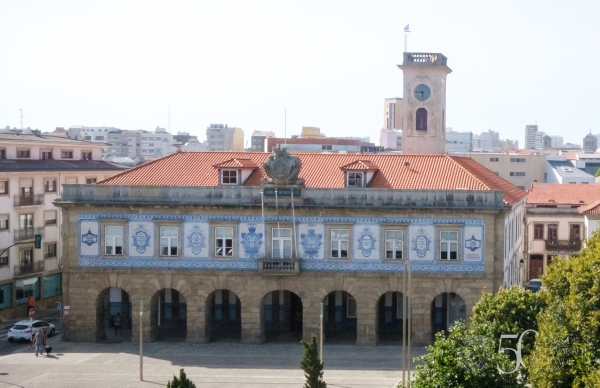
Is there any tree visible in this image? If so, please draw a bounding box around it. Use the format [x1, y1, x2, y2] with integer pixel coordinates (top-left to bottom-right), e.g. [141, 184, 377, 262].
[166, 368, 196, 388]
[529, 230, 600, 388]
[300, 334, 327, 388]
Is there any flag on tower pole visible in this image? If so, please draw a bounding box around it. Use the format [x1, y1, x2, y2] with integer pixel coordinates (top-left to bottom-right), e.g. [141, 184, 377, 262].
[404, 24, 410, 32]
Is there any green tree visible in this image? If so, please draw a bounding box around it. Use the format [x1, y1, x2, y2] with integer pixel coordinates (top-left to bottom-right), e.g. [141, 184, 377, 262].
[529, 230, 600, 388]
[166, 368, 197, 388]
[300, 334, 327, 388]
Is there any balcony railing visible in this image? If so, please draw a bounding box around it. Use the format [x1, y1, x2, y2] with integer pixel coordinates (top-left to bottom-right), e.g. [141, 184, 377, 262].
[14, 194, 44, 207]
[13, 227, 44, 242]
[14, 261, 45, 277]
[545, 239, 581, 253]
[258, 258, 300, 275]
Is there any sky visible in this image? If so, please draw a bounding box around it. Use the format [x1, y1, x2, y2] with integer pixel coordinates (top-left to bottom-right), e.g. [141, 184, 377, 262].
[1, 0, 600, 146]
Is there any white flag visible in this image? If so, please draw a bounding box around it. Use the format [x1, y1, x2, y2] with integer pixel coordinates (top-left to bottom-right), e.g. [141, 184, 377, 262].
[404, 24, 410, 32]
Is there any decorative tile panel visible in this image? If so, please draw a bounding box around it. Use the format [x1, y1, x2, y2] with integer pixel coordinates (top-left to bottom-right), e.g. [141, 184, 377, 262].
[353, 224, 380, 260]
[298, 222, 325, 260]
[464, 226, 484, 261]
[238, 222, 265, 260]
[408, 225, 435, 261]
[80, 221, 99, 257]
[183, 222, 209, 258]
[129, 221, 154, 258]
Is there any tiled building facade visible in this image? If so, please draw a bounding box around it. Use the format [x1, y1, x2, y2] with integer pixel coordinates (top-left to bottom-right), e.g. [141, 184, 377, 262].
[56, 151, 526, 345]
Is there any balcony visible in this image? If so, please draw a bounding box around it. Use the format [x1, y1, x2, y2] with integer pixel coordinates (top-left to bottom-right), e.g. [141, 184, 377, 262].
[13, 227, 44, 242]
[545, 239, 581, 254]
[14, 194, 44, 207]
[14, 261, 45, 277]
[258, 258, 300, 275]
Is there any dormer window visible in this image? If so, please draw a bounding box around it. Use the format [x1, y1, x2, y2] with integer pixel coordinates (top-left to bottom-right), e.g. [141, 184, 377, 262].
[221, 170, 238, 185]
[347, 172, 364, 187]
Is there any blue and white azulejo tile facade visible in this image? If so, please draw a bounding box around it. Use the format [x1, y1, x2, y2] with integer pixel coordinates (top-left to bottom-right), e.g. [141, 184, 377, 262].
[77, 213, 485, 273]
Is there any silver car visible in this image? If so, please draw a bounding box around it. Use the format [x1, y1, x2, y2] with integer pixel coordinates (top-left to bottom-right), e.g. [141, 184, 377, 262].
[7, 319, 56, 342]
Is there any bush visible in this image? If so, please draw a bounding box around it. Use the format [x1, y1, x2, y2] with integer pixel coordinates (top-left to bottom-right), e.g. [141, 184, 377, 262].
[300, 334, 326, 388]
[166, 368, 196, 388]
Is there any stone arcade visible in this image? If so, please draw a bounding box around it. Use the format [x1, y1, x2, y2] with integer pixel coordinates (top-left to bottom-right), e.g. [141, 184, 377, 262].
[55, 149, 526, 345]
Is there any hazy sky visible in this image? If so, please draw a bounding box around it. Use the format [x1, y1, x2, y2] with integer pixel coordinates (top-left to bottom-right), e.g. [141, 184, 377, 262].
[2, 1, 599, 146]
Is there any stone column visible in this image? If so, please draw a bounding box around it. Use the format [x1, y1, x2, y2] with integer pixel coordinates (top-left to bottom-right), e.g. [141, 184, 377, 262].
[302, 294, 321, 342]
[186, 296, 205, 343]
[241, 301, 263, 344]
[131, 296, 152, 343]
[411, 300, 432, 346]
[356, 297, 377, 346]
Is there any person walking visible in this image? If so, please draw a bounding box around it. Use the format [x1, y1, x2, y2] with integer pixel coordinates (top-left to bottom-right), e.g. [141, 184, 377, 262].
[113, 313, 122, 336]
[31, 329, 46, 357]
[27, 296, 34, 317]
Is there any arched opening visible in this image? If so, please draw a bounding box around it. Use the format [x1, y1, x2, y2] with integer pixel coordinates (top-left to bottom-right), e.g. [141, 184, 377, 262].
[151, 288, 187, 341]
[377, 291, 405, 344]
[323, 291, 357, 343]
[206, 289, 241, 342]
[262, 290, 303, 342]
[95, 287, 131, 342]
[416, 108, 427, 131]
[431, 292, 466, 339]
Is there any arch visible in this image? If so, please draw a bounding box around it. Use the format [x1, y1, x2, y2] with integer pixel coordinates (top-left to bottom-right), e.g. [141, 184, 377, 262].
[261, 290, 303, 342]
[416, 108, 427, 131]
[323, 290, 357, 343]
[377, 291, 405, 344]
[95, 287, 132, 342]
[205, 289, 242, 342]
[150, 288, 187, 341]
[431, 292, 466, 339]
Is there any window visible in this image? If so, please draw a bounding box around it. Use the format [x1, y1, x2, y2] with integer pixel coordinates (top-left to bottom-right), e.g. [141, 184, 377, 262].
[347, 172, 364, 187]
[61, 150, 73, 158]
[322, 145, 333, 151]
[160, 226, 179, 256]
[16, 277, 39, 305]
[43, 273, 62, 298]
[44, 211, 57, 226]
[0, 253, 7, 266]
[416, 108, 427, 131]
[0, 149, 5, 159]
[82, 151, 92, 160]
[570, 224, 581, 240]
[509, 172, 526, 176]
[105, 225, 124, 255]
[385, 230, 403, 259]
[510, 158, 526, 162]
[19, 247, 33, 265]
[44, 243, 57, 259]
[490, 157, 499, 162]
[272, 228, 292, 259]
[19, 213, 33, 230]
[547, 224, 558, 240]
[331, 229, 348, 258]
[215, 227, 233, 257]
[0, 180, 7, 195]
[16, 149, 30, 158]
[440, 231, 458, 260]
[41, 151, 52, 160]
[86, 178, 97, 184]
[94, 136, 104, 140]
[533, 224, 544, 240]
[221, 170, 238, 185]
[44, 178, 57, 192]
[0, 214, 8, 230]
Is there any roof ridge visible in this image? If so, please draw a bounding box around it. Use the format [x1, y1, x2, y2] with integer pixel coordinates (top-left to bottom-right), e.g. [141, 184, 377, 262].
[97, 152, 182, 184]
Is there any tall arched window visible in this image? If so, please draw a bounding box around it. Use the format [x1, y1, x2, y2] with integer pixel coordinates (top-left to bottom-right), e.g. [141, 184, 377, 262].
[416, 108, 427, 131]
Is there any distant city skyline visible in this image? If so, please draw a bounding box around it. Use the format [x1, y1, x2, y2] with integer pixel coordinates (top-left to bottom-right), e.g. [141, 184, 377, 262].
[2, 0, 599, 146]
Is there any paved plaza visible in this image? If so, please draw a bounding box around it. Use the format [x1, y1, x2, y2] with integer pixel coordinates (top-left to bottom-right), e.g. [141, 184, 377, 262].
[0, 335, 424, 388]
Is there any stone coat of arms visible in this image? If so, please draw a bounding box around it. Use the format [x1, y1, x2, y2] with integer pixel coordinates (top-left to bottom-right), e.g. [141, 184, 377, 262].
[262, 146, 305, 186]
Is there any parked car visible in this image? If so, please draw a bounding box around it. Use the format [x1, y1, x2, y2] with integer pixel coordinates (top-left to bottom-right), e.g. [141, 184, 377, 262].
[7, 320, 56, 342]
[526, 279, 542, 293]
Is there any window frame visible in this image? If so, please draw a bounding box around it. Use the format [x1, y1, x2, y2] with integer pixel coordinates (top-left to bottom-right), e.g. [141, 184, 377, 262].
[0, 214, 8, 231]
[346, 171, 364, 188]
[221, 169, 239, 185]
[156, 222, 182, 259]
[437, 227, 462, 262]
[101, 221, 127, 258]
[533, 223, 544, 240]
[86, 177, 97, 184]
[82, 151, 93, 160]
[60, 150, 74, 159]
[328, 225, 351, 260]
[44, 242, 57, 259]
[19, 246, 34, 265]
[16, 149, 30, 158]
[382, 227, 406, 261]
[0, 252, 8, 266]
[0, 180, 8, 195]
[214, 225, 235, 259]
[270, 226, 293, 259]
[44, 178, 57, 193]
[547, 224, 558, 240]
[44, 210, 57, 226]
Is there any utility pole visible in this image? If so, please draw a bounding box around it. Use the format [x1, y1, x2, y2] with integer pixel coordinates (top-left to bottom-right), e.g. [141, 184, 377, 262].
[19, 109, 23, 129]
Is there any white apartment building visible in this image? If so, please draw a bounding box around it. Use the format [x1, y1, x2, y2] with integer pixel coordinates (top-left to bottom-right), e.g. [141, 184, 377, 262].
[0, 131, 126, 320]
[206, 124, 244, 151]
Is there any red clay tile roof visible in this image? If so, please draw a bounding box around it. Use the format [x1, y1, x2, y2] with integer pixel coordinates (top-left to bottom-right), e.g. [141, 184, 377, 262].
[566, 153, 578, 161]
[527, 183, 600, 205]
[213, 158, 259, 168]
[579, 200, 600, 214]
[340, 160, 379, 171]
[99, 151, 527, 206]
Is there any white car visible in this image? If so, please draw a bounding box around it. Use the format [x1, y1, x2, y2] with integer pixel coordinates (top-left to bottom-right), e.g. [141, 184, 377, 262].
[7, 320, 56, 342]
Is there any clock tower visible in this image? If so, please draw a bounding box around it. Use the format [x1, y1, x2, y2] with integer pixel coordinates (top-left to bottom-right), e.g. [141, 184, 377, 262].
[399, 52, 452, 154]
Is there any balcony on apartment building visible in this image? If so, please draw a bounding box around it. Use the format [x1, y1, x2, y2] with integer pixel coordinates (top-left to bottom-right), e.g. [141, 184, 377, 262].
[14, 194, 44, 207]
[14, 261, 45, 277]
[13, 227, 44, 242]
[545, 239, 581, 254]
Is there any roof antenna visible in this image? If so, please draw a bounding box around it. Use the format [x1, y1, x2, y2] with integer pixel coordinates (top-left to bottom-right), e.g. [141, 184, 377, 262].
[284, 107, 287, 146]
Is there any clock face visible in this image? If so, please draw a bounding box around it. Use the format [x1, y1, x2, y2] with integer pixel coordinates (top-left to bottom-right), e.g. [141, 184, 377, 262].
[413, 84, 431, 101]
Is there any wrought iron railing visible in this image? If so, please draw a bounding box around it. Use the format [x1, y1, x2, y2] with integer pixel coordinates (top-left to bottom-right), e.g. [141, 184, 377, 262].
[14, 194, 44, 206]
[13, 227, 44, 242]
[258, 258, 300, 274]
[14, 261, 45, 276]
[545, 239, 581, 252]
